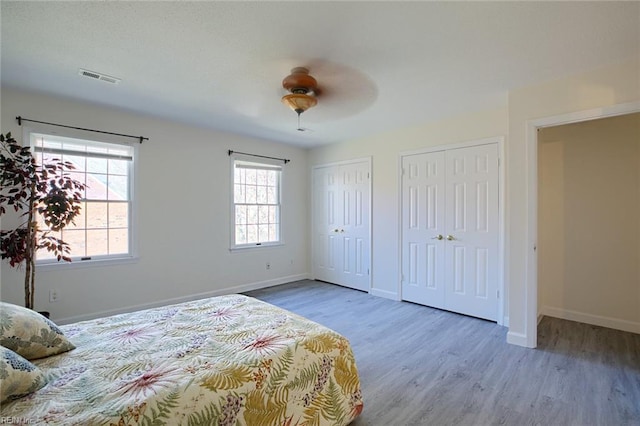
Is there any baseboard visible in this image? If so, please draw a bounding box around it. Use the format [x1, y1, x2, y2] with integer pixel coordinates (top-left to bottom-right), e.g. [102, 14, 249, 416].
[56, 273, 310, 325]
[501, 316, 509, 328]
[369, 287, 400, 301]
[539, 306, 640, 334]
[506, 330, 534, 348]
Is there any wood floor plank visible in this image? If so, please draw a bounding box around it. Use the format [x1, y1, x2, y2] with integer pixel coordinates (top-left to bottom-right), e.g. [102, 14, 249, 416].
[245, 280, 640, 425]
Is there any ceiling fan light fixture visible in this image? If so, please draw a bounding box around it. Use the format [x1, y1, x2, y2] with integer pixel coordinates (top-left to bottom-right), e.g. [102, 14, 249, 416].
[281, 93, 318, 115]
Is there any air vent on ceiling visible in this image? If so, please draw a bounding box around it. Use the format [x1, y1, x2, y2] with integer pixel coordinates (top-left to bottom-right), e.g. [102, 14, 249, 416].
[78, 68, 121, 85]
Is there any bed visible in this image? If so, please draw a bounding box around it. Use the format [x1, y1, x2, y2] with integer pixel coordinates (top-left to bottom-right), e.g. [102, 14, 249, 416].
[0, 294, 363, 425]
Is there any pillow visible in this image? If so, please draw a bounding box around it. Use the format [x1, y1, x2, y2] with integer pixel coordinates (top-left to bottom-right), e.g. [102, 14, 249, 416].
[0, 346, 46, 403]
[0, 302, 75, 360]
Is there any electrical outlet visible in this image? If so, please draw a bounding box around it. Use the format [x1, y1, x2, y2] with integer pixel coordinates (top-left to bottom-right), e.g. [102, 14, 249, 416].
[266, 262, 271, 270]
[49, 289, 60, 303]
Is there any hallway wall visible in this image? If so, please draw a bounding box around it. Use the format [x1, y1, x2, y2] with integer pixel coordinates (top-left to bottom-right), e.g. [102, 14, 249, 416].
[538, 113, 640, 332]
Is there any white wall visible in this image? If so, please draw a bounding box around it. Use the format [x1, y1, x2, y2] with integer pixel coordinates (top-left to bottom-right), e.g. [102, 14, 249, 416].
[538, 113, 640, 332]
[309, 107, 508, 301]
[0, 88, 310, 323]
[507, 57, 640, 346]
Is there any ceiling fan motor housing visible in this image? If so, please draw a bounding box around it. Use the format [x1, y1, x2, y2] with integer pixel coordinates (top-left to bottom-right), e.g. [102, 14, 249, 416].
[282, 67, 317, 95]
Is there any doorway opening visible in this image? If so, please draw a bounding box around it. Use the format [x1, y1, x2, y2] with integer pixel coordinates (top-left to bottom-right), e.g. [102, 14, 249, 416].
[525, 102, 640, 348]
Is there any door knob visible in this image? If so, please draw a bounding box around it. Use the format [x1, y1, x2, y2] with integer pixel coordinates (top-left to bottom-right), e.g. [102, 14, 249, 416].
[446, 235, 455, 241]
[333, 229, 340, 233]
[431, 234, 444, 240]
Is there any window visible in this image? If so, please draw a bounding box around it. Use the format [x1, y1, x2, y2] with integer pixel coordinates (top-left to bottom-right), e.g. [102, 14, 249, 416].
[30, 131, 135, 263]
[231, 155, 282, 248]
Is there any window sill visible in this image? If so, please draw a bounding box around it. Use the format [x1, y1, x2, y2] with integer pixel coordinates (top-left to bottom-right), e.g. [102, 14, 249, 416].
[36, 256, 139, 271]
[229, 242, 284, 252]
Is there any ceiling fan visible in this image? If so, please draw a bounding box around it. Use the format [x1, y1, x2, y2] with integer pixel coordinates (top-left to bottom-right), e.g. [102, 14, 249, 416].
[281, 67, 319, 131]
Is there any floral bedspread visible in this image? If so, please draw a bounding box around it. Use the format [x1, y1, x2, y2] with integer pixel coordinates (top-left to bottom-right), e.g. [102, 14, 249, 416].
[0, 295, 363, 425]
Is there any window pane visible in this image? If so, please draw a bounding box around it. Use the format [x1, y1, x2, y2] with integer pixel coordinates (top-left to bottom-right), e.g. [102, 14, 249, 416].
[86, 145, 108, 155]
[235, 205, 247, 225]
[86, 174, 108, 200]
[42, 153, 58, 166]
[62, 229, 86, 258]
[267, 186, 277, 204]
[268, 224, 278, 241]
[108, 159, 128, 175]
[66, 202, 86, 230]
[234, 184, 245, 203]
[246, 185, 257, 203]
[258, 205, 269, 224]
[37, 230, 60, 260]
[267, 171, 277, 186]
[256, 185, 268, 204]
[258, 225, 269, 242]
[257, 169, 267, 185]
[42, 139, 62, 150]
[65, 154, 86, 172]
[234, 167, 242, 184]
[247, 206, 258, 225]
[235, 225, 247, 245]
[86, 230, 108, 256]
[246, 169, 257, 185]
[246, 224, 258, 243]
[86, 202, 108, 228]
[108, 203, 128, 228]
[269, 206, 278, 224]
[67, 172, 87, 198]
[108, 175, 128, 201]
[109, 229, 128, 254]
[86, 157, 107, 174]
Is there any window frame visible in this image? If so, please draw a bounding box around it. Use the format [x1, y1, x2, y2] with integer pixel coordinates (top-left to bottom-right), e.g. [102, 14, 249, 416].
[24, 126, 139, 268]
[229, 153, 284, 251]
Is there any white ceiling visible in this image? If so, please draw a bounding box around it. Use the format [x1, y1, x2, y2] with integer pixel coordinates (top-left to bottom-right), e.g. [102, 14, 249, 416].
[1, 1, 638, 148]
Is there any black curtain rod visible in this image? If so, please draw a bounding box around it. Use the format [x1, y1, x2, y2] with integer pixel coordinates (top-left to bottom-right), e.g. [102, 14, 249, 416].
[228, 150, 290, 164]
[16, 116, 149, 144]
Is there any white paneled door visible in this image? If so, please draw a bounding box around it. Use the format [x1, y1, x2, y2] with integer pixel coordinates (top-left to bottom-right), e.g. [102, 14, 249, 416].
[314, 161, 370, 292]
[401, 151, 447, 309]
[402, 143, 499, 321]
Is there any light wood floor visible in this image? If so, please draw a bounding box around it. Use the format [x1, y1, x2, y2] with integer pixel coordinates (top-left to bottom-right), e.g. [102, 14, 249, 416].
[245, 280, 640, 426]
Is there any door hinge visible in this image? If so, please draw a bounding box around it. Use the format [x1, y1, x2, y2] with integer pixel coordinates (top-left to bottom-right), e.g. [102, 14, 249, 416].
[497, 290, 500, 299]
[367, 269, 370, 275]
[497, 158, 500, 167]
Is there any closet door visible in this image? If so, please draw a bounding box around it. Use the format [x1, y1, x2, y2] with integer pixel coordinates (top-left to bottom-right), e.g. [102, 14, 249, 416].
[444, 144, 499, 321]
[401, 152, 446, 308]
[401, 143, 499, 321]
[314, 166, 339, 285]
[314, 161, 370, 292]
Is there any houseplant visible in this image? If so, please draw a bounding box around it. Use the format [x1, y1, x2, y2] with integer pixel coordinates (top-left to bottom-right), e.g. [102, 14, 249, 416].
[0, 132, 85, 310]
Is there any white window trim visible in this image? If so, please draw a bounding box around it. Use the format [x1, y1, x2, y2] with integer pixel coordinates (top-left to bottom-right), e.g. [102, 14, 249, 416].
[23, 125, 139, 267]
[229, 152, 284, 251]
